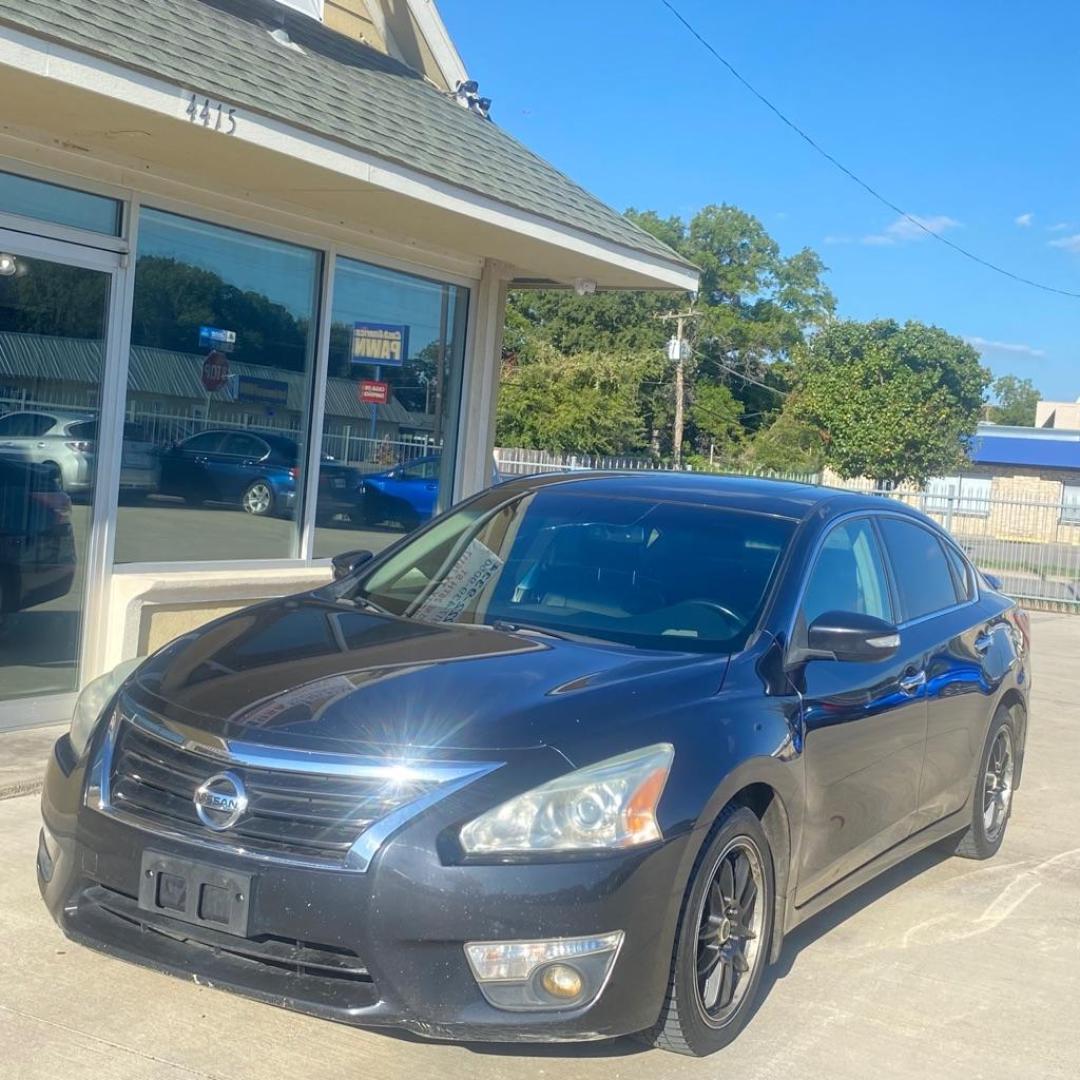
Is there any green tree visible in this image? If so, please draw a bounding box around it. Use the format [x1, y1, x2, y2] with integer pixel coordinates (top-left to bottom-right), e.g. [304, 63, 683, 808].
[745, 409, 825, 475]
[496, 343, 654, 455]
[689, 382, 744, 457]
[506, 204, 836, 457]
[130, 256, 310, 371]
[988, 374, 1039, 426]
[790, 319, 990, 486]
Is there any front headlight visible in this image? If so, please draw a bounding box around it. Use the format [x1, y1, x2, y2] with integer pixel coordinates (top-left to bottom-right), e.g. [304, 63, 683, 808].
[69, 658, 143, 759]
[459, 743, 674, 855]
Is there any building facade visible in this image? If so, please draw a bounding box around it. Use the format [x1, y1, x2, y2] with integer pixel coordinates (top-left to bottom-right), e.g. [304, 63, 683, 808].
[0, 0, 697, 729]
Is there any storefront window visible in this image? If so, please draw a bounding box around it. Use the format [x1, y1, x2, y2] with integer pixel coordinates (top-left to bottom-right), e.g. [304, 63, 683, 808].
[312, 257, 468, 558]
[114, 209, 321, 563]
[0, 251, 110, 701]
[0, 170, 122, 236]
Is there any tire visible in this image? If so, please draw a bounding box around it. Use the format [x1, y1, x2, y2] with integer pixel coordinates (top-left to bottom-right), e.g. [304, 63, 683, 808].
[241, 480, 275, 517]
[650, 805, 775, 1056]
[951, 705, 1018, 860]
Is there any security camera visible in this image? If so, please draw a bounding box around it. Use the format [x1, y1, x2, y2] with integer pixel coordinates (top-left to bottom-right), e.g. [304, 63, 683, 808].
[573, 278, 597, 296]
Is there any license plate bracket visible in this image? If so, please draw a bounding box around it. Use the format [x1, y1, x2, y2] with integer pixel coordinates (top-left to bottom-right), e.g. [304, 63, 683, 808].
[138, 851, 252, 937]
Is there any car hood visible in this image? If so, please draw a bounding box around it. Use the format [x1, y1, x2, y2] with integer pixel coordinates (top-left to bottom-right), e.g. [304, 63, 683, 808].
[126, 594, 730, 753]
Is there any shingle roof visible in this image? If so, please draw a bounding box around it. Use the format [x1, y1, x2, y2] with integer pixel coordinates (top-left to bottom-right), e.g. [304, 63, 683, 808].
[0, 0, 694, 274]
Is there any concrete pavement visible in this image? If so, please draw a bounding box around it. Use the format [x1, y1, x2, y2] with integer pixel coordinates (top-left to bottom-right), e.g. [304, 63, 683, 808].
[1, 612, 1078, 1079]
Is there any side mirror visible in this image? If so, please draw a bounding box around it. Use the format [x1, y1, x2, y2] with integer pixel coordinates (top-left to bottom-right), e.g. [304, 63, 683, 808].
[981, 571, 1003, 592]
[331, 549, 373, 581]
[802, 610, 900, 664]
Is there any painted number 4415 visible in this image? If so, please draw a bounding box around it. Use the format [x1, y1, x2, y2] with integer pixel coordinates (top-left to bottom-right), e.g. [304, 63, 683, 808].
[186, 94, 237, 134]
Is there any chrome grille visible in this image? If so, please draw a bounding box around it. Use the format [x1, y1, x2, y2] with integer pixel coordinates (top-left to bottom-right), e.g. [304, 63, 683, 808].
[94, 708, 500, 870]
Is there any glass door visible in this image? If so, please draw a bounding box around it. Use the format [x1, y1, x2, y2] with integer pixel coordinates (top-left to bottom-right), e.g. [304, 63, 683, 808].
[0, 234, 119, 712]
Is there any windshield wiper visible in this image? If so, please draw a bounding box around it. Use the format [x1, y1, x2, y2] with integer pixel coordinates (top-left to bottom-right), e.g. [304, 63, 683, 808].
[489, 619, 611, 645]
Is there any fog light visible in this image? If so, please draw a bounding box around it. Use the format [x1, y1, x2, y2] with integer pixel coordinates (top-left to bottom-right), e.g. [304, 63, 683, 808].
[539, 962, 584, 1000]
[464, 931, 623, 1012]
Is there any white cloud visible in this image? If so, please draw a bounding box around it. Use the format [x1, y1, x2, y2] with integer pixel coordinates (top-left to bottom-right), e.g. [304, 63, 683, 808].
[1048, 233, 1080, 253]
[1047, 222, 1072, 232]
[965, 336, 1045, 358]
[861, 214, 960, 245]
[1014, 212, 1034, 227]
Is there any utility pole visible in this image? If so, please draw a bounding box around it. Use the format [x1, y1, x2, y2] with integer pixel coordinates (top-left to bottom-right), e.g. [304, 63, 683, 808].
[657, 308, 697, 468]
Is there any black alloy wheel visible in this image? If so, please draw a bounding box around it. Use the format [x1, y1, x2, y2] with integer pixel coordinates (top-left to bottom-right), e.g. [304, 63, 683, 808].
[651, 805, 775, 1056]
[952, 705, 1019, 860]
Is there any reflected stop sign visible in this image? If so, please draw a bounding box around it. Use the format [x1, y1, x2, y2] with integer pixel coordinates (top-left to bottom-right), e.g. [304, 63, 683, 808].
[201, 351, 230, 392]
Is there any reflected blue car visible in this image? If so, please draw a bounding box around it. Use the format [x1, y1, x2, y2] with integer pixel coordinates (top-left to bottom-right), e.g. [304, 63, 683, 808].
[158, 430, 354, 518]
[353, 455, 441, 528]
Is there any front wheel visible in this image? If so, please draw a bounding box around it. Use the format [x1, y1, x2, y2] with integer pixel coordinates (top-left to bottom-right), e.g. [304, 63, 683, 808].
[650, 805, 775, 1056]
[241, 480, 275, 517]
[950, 705, 1018, 860]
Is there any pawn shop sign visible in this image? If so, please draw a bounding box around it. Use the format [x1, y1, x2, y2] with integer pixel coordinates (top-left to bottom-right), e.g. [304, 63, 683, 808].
[358, 379, 389, 405]
[201, 351, 230, 391]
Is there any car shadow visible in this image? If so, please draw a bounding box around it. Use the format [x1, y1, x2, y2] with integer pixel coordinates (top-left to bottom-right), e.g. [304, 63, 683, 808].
[370, 841, 955, 1059]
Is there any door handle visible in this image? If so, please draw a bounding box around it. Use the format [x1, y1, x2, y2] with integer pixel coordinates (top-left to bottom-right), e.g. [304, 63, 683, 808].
[974, 632, 993, 655]
[898, 670, 927, 695]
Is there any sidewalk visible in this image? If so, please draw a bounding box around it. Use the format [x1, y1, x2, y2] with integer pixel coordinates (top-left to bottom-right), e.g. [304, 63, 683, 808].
[0, 723, 64, 800]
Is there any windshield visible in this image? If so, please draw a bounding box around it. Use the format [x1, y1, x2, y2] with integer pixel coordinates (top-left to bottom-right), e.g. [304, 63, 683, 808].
[343, 487, 795, 653]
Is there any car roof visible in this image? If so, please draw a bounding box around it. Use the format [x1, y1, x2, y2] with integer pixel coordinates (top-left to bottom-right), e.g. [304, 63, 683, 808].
[1, 409, 92, 425]
[488, 470, 937, 527]
[184, 429, 297, 452]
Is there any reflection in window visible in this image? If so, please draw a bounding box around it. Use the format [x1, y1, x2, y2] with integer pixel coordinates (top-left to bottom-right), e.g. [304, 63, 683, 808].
[0, 170, 122, 236]
[312, 257, 468, 559]
[0, 253, 111, 701]
[115, 209, 320, 563]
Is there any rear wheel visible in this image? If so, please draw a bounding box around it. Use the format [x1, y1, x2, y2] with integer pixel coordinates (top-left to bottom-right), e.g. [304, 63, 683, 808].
[951, 706, 1017, 860]
[651, 805, 774, 1056]
[241, 480, 275, 517]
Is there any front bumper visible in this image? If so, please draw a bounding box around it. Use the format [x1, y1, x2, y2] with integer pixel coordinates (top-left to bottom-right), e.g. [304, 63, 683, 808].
[39, 736, 689, 1043]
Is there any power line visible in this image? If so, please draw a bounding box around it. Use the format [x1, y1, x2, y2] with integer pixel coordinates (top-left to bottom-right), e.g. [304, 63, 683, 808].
[698, 353, 789, 398]
[660, 0, 1080, 301]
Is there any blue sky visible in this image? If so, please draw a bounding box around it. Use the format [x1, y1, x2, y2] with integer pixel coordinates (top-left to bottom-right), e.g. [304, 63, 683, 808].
[439, 0, 1080, 400]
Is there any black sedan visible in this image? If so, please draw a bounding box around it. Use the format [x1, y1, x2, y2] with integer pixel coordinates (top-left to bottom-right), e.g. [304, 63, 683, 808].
[38, 473, 1029, 1056]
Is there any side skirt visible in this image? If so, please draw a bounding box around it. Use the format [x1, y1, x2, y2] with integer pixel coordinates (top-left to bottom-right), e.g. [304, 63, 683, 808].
[782, 804, 970, 934]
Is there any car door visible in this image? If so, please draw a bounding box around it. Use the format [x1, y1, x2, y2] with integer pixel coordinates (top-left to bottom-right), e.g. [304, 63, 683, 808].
[395, 457, 440, 520]
[0, 412, 53, 465]
[216, 433, 269, 501]
[161, 432, 225, 499]
[875, 516, 1001, 831]
[794, 515, 928, 905]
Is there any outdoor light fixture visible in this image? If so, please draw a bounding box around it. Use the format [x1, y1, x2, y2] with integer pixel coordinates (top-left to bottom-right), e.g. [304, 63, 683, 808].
[0, 253, 17, 276]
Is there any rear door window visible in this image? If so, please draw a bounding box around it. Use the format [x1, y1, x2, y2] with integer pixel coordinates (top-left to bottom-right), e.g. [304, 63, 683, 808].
[878, 517, 962, 620]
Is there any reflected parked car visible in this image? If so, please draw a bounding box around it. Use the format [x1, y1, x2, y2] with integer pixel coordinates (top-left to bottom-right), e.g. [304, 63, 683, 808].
[352, 454, 441, 528]
[351, 454, 506, 529]
[41, 474, 1030, 1055]
[0, 410, 158, 497]
[0, 458, 75, 618]
[158, 429, 354, 518]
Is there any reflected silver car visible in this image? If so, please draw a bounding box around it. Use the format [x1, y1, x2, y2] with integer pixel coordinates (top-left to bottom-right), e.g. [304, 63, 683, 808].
[0, 410, 158, 496]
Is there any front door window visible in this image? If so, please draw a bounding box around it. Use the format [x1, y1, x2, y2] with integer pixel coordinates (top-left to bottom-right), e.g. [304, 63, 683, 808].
[0, 250, 111, 701]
